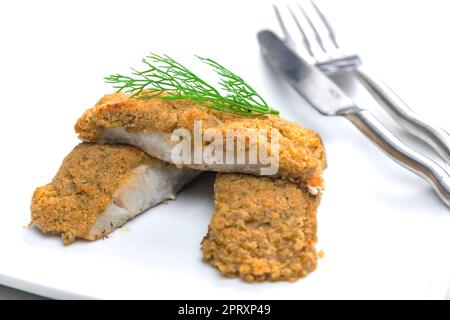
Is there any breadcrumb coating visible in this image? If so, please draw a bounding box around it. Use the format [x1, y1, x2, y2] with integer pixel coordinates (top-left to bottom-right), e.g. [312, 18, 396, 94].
[75, 93, 326, 186]
[31, 143, 158, 244]
[201, 173, 320, 282]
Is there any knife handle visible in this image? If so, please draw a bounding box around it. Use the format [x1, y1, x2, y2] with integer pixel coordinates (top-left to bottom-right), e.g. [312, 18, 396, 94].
[355, 66, 450, 164]
[340, 107, 450, 207]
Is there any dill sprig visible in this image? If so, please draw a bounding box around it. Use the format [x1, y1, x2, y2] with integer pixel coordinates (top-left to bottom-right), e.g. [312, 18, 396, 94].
[104, 53, 279, 116]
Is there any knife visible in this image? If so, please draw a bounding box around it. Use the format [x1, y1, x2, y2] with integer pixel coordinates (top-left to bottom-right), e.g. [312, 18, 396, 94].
[257, 30, 450, 207]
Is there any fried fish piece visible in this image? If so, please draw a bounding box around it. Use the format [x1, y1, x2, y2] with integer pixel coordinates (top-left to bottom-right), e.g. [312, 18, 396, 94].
[75, 92, 326, 192]
[31, 143, 198, 244]
[201, 173, 320, 282]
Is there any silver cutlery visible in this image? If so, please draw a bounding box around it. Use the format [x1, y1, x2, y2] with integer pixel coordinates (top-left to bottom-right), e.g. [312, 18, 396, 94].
[273, 0, 450, 164]
[257, 30, 450, 206]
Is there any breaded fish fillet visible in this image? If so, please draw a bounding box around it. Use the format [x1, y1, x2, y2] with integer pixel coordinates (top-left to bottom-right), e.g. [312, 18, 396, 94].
[75, 93, 326, 192]
[201, 173, 320, 282]
[31, 143, 198, 244]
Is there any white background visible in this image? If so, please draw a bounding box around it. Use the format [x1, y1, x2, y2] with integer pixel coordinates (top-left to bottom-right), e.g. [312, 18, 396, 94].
[0, 0, 448, 299]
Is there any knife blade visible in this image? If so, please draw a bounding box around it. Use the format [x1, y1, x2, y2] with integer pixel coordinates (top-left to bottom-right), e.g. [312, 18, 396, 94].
[257, 30, 356, 116]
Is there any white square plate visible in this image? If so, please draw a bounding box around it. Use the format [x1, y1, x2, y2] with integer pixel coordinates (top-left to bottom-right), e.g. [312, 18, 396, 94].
[0, 0, 448, 299]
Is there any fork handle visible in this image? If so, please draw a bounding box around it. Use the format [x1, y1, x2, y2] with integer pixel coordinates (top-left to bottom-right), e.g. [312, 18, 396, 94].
[355, 66, 450, 164]
[340, 107, 450, 207]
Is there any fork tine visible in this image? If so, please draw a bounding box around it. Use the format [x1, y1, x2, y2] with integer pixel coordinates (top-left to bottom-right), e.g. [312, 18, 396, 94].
[310, 0, 340, 49]
[273, 4, 297, 50]
[295, 0, 327, 54]
[286, 4, 315, 58]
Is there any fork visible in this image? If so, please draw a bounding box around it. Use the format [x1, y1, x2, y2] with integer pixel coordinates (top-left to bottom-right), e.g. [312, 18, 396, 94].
[273, 0, 450, 165]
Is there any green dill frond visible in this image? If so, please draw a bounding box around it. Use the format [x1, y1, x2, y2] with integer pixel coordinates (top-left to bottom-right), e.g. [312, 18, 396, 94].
[104, 54, 279, 116]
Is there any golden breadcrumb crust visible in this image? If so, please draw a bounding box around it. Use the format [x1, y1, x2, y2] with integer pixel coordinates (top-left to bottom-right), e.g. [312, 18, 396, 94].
[75, 93, 326, 185]
[30, 143, 156, 244]
[201, 173, 320, 282]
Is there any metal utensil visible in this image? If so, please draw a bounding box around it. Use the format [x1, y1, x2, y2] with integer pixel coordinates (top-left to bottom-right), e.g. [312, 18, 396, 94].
[258, 30, 450, 207]
[273, 0, 450, 164]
